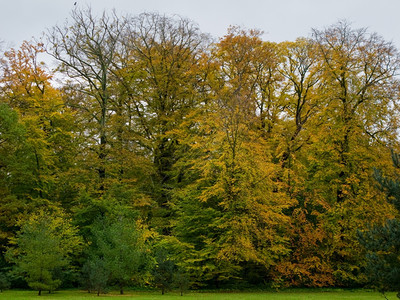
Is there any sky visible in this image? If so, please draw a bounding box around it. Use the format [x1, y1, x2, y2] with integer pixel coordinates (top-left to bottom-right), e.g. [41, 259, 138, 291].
[1, 0, 400, 50]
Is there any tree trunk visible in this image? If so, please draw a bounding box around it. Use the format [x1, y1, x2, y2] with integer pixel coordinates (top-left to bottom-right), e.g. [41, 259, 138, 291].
[38, 289, 42, 296]
[215, 278, 220, 289]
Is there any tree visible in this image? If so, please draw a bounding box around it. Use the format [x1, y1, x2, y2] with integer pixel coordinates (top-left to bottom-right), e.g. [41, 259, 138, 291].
[0, 40, 80, 280]
[0, 103, 27, 250]
[212, 26, 284, 138]
[152, 248, 177, 295]
[278, 38, 323, 187]
[0, 272, 10, 292]
[272, 38, 332, 288]
[116, 12, 210, 232]
[151, 246, 190, 295]
[172, 28, 291, 286]
[6, 209, 82, 295]
[46, 8, 152, 228]
[307, 21, 400, 285]
[81, 256, 109, 296]
[174, 267, 190, 296]
[312, 20, 400, 204]
[358, 151, 400, 298]
[87, 215, 152, 294]
[46, 8, 125, 191]
[0, 41, 78, 207]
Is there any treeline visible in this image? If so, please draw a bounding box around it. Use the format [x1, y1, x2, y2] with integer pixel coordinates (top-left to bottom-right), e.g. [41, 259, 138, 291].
[1, 8, 400, 294]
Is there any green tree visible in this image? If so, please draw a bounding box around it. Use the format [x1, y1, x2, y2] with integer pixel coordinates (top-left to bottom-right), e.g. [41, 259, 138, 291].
[0, 103, 27, 250]
[81, 256, 109, 296]
[151, 246, 190, 295]
[87, 215, 152, 294]
[6, 209, 82, 295]
[358, 151, 400, 297]
[174, 266, 190, 296]
[152, 248, 177, 295]
[0, 272, 10, 292]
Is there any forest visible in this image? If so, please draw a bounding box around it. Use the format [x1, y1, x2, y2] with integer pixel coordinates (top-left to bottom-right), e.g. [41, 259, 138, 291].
[1, 7, 400, 296]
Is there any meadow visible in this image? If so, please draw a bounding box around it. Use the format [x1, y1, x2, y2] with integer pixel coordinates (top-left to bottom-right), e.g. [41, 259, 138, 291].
[0, 289, 396, 300]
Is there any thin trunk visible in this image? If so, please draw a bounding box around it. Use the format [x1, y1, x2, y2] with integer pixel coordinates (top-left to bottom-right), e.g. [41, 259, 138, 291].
[98, 132, 107, 191]
[336, 126, 350, 203]
[34, 149, 43, 198]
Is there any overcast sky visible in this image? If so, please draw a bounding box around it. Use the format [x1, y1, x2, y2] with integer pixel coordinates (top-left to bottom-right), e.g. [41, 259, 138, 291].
[1, 0, 400, 49]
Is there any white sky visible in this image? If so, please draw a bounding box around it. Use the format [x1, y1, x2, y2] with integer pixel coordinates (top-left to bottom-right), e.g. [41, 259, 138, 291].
[1, 0, 400, 49]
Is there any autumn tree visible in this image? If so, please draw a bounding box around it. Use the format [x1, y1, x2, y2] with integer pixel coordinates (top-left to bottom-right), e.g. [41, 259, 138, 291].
[46, 8, 125, 191]
[278, 38, 323, 184]
[210, 26, 284, 137]
[0, 41, 78, 274]
[309, 21, 400, 285]
[313, 20, 399, 202]
[172, 27, 291, 286]
[272, 38, 334, 287]
[0, 41, 74, 201]
[114, 12, 211, 232]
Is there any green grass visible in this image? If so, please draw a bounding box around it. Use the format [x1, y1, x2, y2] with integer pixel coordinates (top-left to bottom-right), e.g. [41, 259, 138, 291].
[0, 289, 396, 299]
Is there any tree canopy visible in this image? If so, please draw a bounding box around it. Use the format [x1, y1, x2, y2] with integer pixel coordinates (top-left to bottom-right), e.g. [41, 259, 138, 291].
[1, 8, 400, 293]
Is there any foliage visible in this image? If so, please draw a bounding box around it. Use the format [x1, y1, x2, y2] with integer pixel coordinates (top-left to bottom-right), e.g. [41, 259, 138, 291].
[85, 215, 152, 294]
[0, 8, 400, 291]
[5, 209, 82, 295]
[358, 151, 400, 296]
[0, 103, 27, 247]
[0, 273, 10, 292]
[81, 256, 109, 296]
[151, 248, 177, 294]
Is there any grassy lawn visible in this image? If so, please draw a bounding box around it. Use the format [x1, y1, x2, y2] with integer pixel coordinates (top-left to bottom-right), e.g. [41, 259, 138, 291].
[0, 289, 396, 299]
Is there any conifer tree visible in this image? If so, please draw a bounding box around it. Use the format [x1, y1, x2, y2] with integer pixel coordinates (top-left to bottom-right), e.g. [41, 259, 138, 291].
[358, 151, 400, 298]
